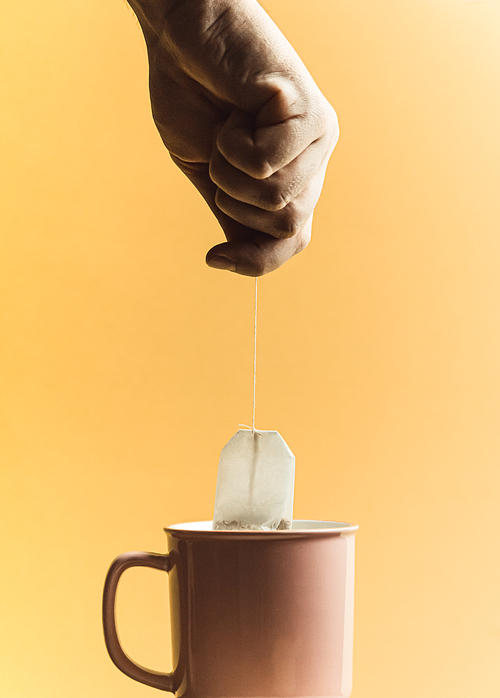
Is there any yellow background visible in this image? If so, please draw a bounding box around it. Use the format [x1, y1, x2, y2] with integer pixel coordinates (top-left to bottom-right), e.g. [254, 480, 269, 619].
[1, 0, 499, 696]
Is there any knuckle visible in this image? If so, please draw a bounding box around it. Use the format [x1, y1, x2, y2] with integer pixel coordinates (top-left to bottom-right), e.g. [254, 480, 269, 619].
[247, 158, 274, 180]
[274, 205, 303, 239]
[258, 183, 289, 212]
[309, 98, 339, 153]
[322, 101, 340, 149]
[252, 258, 268, 277]
[295, 227, 311, 253]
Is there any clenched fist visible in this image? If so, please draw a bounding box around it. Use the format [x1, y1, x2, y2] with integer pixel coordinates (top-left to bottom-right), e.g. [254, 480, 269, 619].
[127, 0, 338, 275]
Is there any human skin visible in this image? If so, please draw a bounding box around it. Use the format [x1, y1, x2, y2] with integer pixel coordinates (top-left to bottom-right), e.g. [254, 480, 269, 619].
[126, 0, 339, 276]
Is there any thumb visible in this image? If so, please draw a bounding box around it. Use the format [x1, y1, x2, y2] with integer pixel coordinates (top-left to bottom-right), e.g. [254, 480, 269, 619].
[206, 217, 311, 277]
[170, 154, 310, 277]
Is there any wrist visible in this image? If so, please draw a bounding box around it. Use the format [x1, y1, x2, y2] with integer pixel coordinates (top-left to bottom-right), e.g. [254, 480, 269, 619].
[125, 0, 185, 37]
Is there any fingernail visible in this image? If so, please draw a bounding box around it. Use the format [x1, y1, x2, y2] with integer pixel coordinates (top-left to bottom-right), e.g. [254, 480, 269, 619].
[207, 255, 236, 272]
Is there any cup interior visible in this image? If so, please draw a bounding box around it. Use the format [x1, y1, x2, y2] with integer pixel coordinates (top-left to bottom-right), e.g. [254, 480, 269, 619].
[166, 520, 358, 533]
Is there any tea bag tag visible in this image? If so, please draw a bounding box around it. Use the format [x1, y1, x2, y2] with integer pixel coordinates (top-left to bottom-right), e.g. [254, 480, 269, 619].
[213, 429, 295, 531]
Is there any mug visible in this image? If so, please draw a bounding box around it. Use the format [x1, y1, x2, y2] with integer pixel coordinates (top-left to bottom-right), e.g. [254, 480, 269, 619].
[102, 520, 358, 697]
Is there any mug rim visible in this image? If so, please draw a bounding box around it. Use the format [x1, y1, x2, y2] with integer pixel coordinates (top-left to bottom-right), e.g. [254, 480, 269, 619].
[165, 519, 358, 536]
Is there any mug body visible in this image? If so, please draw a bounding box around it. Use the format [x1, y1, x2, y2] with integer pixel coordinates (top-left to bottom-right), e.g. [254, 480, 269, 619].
[166, 520, 357, 698]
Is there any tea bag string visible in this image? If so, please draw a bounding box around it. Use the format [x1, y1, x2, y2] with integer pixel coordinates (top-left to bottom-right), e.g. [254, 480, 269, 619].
[240, 277, 259, 434]
[252, 276, 257, 432]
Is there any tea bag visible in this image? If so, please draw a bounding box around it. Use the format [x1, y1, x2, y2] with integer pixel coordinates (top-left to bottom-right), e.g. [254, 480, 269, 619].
[213, 429, 295, 531]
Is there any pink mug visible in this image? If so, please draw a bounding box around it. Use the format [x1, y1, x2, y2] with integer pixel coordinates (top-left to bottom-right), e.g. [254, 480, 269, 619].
[102, 520, 358, 697]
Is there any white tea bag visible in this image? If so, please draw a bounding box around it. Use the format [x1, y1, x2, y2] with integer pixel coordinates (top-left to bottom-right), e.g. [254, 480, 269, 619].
[213, 429, 295, 530]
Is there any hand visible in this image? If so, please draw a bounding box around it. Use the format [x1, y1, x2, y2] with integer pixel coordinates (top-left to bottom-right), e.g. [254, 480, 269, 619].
[127, 0, 339, 276]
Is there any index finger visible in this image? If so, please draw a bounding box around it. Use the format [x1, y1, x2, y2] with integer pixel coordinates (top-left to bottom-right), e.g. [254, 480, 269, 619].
[216, 83, 336, 179]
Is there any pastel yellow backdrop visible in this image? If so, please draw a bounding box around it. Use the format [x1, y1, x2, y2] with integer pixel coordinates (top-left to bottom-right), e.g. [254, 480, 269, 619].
[1, 0, 499, 696]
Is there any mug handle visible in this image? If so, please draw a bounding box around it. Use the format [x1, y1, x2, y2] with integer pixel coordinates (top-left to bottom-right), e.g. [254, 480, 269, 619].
[102, 551, 175, 692]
